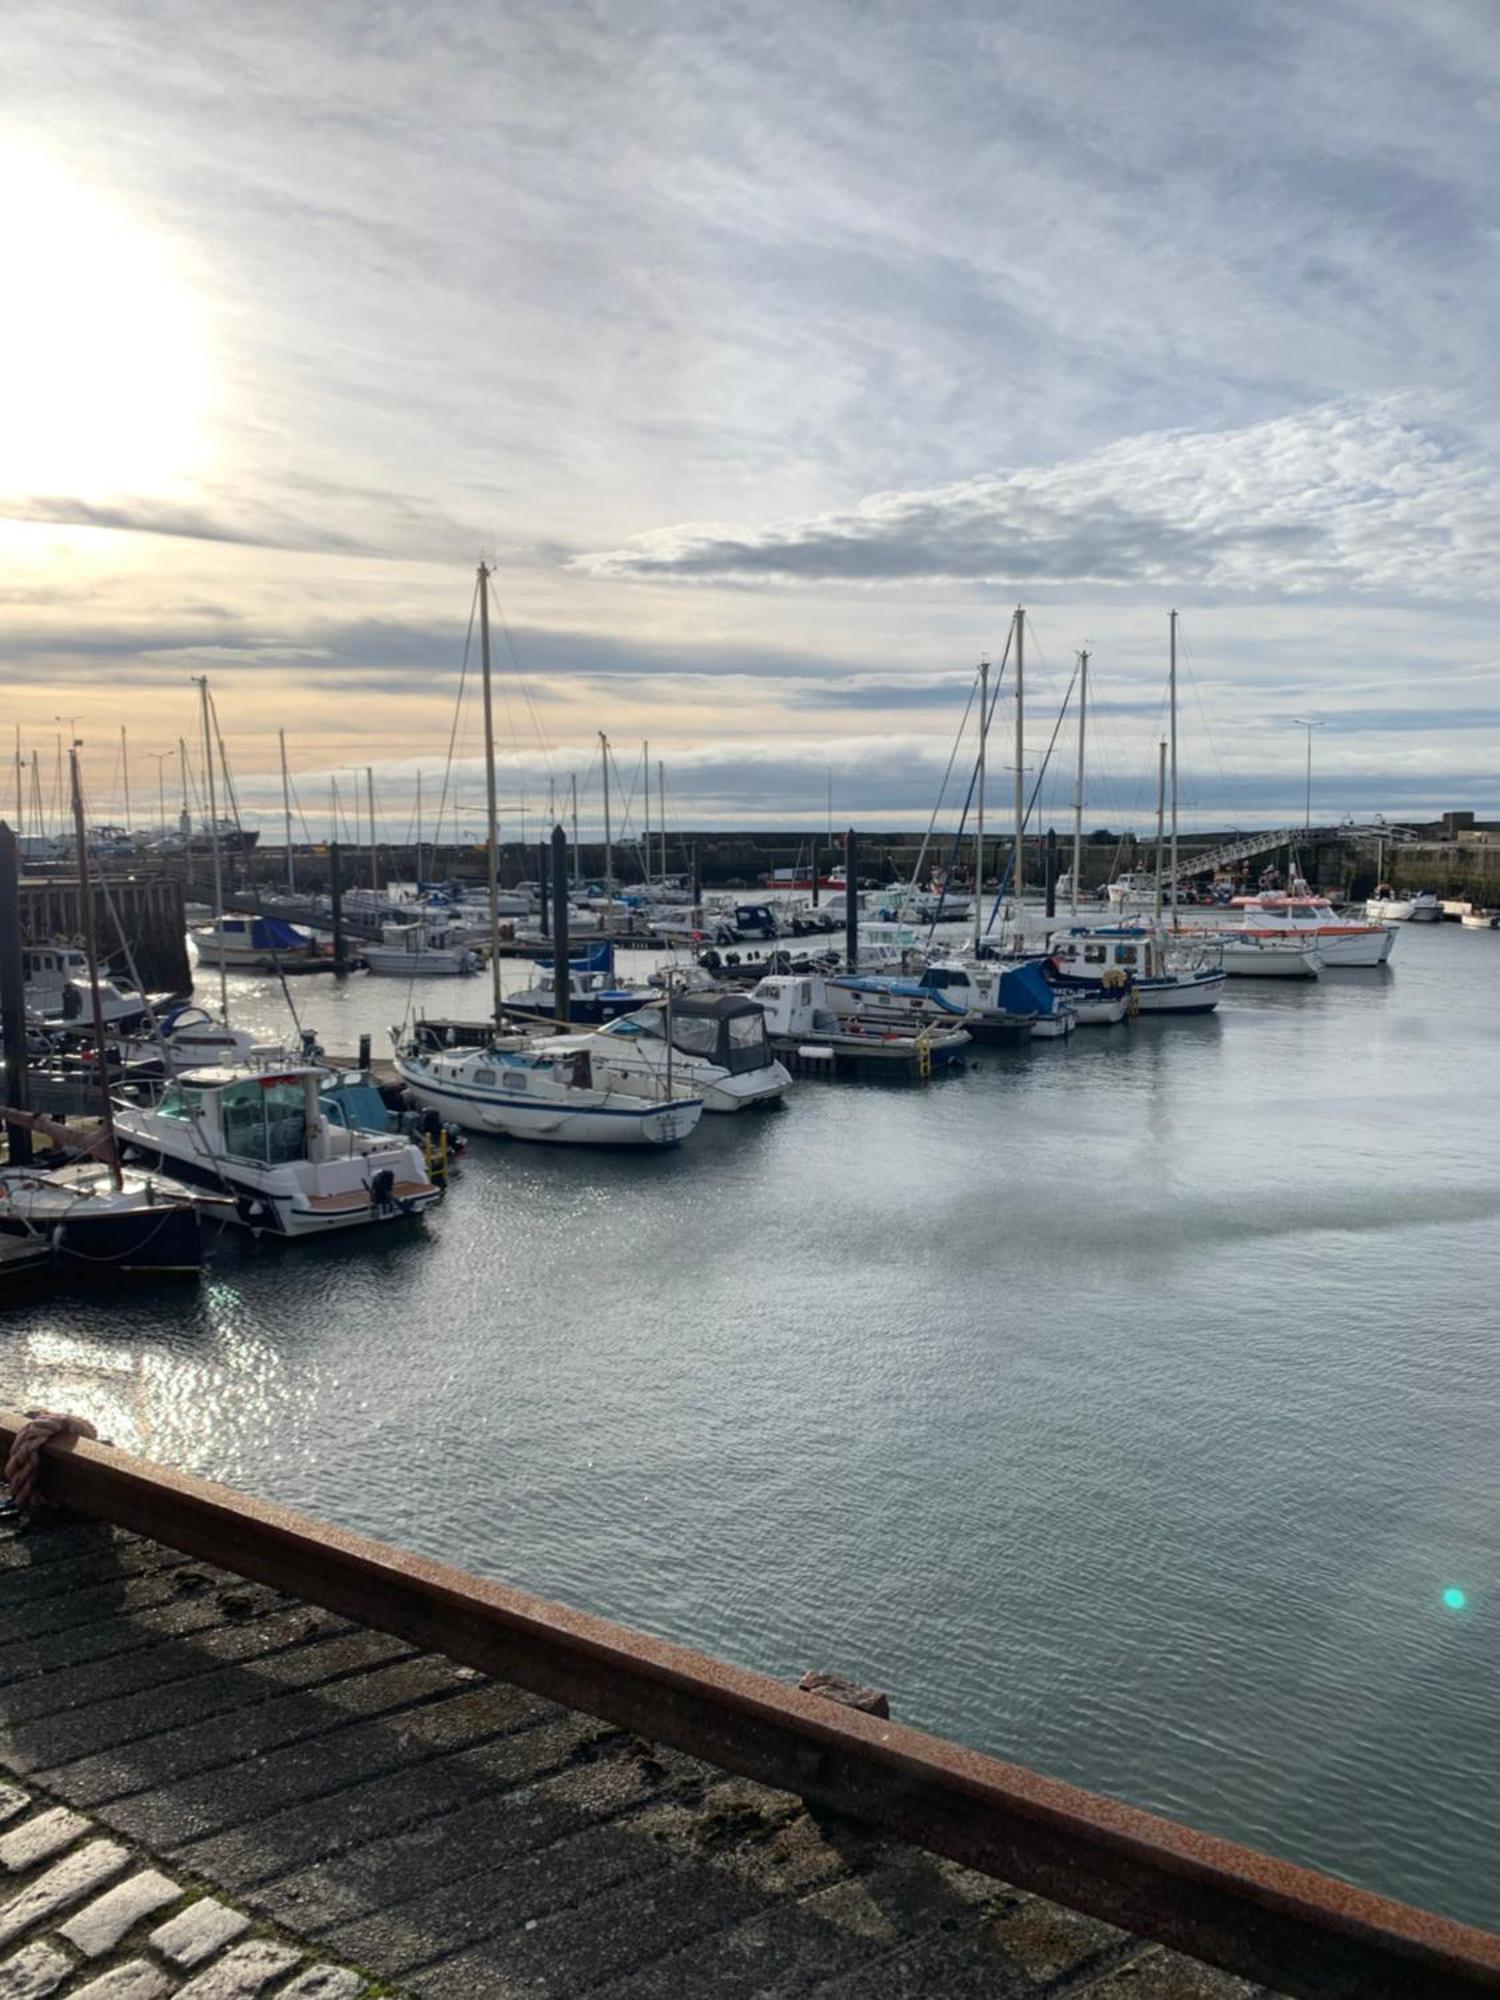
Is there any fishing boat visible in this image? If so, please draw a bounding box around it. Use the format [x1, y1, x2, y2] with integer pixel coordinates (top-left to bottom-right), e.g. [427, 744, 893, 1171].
[361, 919, 480, 978]
[917, 959, 1100, 1036]
[393, 1029, 703, 1145]
[503, 960, 654, 1024]
[1226, 893, 1394, 967]
[747, 972, 970, 1074]
[191, 914, 336, 972]
[112, 1065, 442, 1237]
[1047, 926, 1224, 1013]
[23, 945, 151, 1030]
[570, 992, 792, 1112]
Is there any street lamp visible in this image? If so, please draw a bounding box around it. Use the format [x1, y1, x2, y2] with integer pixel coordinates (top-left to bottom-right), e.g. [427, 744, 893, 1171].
[1291, 719, 1320, 830]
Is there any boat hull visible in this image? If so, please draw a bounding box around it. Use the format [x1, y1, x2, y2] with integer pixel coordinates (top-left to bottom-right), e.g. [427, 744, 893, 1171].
[0, 1183, 202, 1273]
[395, 1061, 702, 1145]
[111, 1129, 439, 1238]
[1217, 943, 1321, 979]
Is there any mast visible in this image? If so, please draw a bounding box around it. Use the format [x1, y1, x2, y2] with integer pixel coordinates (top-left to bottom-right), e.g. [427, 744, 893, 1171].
[177, 739, 189, 840]
[366, 766, 378, 893]
[279, 729, 295, 892]
[600, 732, 613, 910]
[974, 658, 988, 953]
[415, 770, 423, 887]
[658, 759, 667, 888]
[120, 724, 131, 834]
[1154, 739, 1167, 923]
[196, 679, 229, 1021]
[1169, 608, 1179, 928]
[1071, 649, 1088, 917]
[13, 727, 21, 837]
[642, 739, 650, 888]
[570, 774, 579, 890]
[68, 747, 123, 1191]
[478, 562, 504, 1029]
[1012, 606, 1025, 921]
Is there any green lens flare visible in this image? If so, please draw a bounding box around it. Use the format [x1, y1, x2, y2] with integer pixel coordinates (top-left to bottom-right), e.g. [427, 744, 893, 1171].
[1443, 1587, 1467, 1611]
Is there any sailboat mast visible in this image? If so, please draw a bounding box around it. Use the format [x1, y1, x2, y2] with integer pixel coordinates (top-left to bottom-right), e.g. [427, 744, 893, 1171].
[415, 770, 423, 887]
[478, 562, 504, 1029]
[120, 725, 131, 833]
[1071, 650, 1087, 917]
[177, 739, 189, 836]
[600, 732, 613, 909]
[658, 759, 667, 888]
[366, 767, 378, 893]
[1012, 607, 1025, 920]
[68, 748, 123, 1191]
[1169, 608, 1179, 927]
[280, 729, 295, 892]
[13, 726, 22, 837]
[570, 774, 579, 890]
[196, 677, 229, 1021]
[974, 658, 988, 953]
[642, 739, 650, 887]
[1154, 740, 1167, 923]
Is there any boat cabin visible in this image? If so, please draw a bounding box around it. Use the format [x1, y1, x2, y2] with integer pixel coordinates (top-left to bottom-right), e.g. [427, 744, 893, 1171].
[22, 945, 94, 994]
[158, 1067, 327, 1167]
[601, 993, 775, 1074]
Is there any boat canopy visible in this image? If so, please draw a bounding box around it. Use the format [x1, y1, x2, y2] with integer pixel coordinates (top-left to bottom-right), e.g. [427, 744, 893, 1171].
[995, 961, 1068, 1017]
[606, 993, 774, 1074]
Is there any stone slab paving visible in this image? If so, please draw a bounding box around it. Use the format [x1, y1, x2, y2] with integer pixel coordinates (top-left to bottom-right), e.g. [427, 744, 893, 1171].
[0, 1512, 1286, 1998]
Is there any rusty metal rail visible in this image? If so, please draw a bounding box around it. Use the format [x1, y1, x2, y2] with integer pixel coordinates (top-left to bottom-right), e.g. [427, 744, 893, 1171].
[3, 1408, 1496, 1998]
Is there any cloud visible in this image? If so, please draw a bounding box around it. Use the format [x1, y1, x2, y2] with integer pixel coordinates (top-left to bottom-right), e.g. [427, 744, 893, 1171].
[575, 397, 1500, 598]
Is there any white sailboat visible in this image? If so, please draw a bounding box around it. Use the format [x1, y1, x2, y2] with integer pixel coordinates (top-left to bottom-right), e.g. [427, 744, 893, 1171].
[391, 565, 705, 1147]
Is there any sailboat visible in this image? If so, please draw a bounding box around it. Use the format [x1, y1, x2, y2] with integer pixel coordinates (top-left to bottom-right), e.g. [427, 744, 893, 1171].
[392, 566, 705, 1146]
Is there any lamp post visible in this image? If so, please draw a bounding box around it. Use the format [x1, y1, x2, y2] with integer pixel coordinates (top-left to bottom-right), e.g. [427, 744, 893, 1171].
[1291, 719, 1319, 830]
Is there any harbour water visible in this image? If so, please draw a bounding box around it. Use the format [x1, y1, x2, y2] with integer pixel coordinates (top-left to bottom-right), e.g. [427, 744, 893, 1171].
[4, 920, 1498, 1929]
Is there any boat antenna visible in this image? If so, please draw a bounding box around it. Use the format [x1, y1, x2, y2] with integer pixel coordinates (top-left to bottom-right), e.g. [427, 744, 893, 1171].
[68, 746, 124, 1191]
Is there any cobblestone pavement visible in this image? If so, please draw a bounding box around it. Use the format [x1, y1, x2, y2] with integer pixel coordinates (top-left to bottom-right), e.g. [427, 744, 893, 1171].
[0, 1774, 373, 1998]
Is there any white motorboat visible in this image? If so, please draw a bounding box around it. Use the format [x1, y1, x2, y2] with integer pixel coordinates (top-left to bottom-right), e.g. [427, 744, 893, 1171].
[119, 1004, 271, 1074]
[1046, 926, 1224, 1013]
[0, 1160, 203, 1272]
[1406, 890, 1442, 923]
[1461, 910, 1500, 930]
[1213, 935, 1323, 979]
[361, 920, 480, 978]
[1106, 870, 1158, 910]
[23, 945, 150, 1030]
[191, 915, 336, 972]
[747, 973, 971, 1074]
[570, 993, 792, 1112]
[1228, 893, 1394, 967]
[112, 1066, 441, 1237]
[393, 1029, 704, 1145]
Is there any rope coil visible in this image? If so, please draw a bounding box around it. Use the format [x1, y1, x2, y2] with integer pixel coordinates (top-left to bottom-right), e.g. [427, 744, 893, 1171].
[4, 1410, 99, 1512]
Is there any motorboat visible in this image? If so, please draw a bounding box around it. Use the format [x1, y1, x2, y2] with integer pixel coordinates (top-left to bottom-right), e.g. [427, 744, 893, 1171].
[191, 915, 337, 972]
[1106, 870, 1158, 910]
[503, 958, 655, 1025]
[1212, 935, 1323, 979]
[747, 973, 970, 1075]
[112, 1066, 441, 1237]
[1228, 893, 1394, 967]
[393, 1028, 704, 1145]
[361, 920, 480, 978]
[571, 993, 792, 1112]
[1046, 926, 1224, 1013]
[1407, 890, 1442, 923]
[118, 1003, 287, 1075]
[1460, 910, 1500, 930]
[0, 1159, 203, 1273]
[23, 945, 151, 1031]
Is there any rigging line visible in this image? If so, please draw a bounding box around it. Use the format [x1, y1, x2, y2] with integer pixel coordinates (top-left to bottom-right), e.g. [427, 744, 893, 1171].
[981, 665, 1079, 937]
[489, 583, 557, 775]
[208, 690, 304, 1042]
[920, 662, 1011, 941]
[902, 621, 1016, 927]
[427, 576, 480, 865]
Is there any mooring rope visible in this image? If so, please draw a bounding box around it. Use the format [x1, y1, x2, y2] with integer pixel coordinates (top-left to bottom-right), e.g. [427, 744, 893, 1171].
[4, 1410, 99, 1512]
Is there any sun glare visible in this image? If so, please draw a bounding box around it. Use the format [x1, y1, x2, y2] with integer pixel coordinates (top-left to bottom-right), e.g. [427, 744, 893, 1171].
[0, 142, 212, 500]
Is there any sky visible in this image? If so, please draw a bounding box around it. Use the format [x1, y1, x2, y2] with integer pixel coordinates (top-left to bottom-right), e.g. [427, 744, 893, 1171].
[3, 0, 1499, 842]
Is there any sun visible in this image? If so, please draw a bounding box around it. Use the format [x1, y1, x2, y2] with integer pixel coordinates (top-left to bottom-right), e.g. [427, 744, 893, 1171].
[0, 141, 212, 501]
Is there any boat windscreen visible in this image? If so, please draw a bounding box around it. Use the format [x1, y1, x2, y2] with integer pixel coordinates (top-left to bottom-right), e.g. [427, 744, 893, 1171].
[722, 1010, 772, 1074]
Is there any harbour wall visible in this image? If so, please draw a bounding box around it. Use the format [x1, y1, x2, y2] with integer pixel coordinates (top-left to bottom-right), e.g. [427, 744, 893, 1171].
[20, 873, 191, 993]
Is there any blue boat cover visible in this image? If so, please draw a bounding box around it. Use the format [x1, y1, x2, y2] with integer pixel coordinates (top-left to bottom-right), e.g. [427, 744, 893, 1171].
[996, 961, 1065, 1016]
[249, 915, 309, 950]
